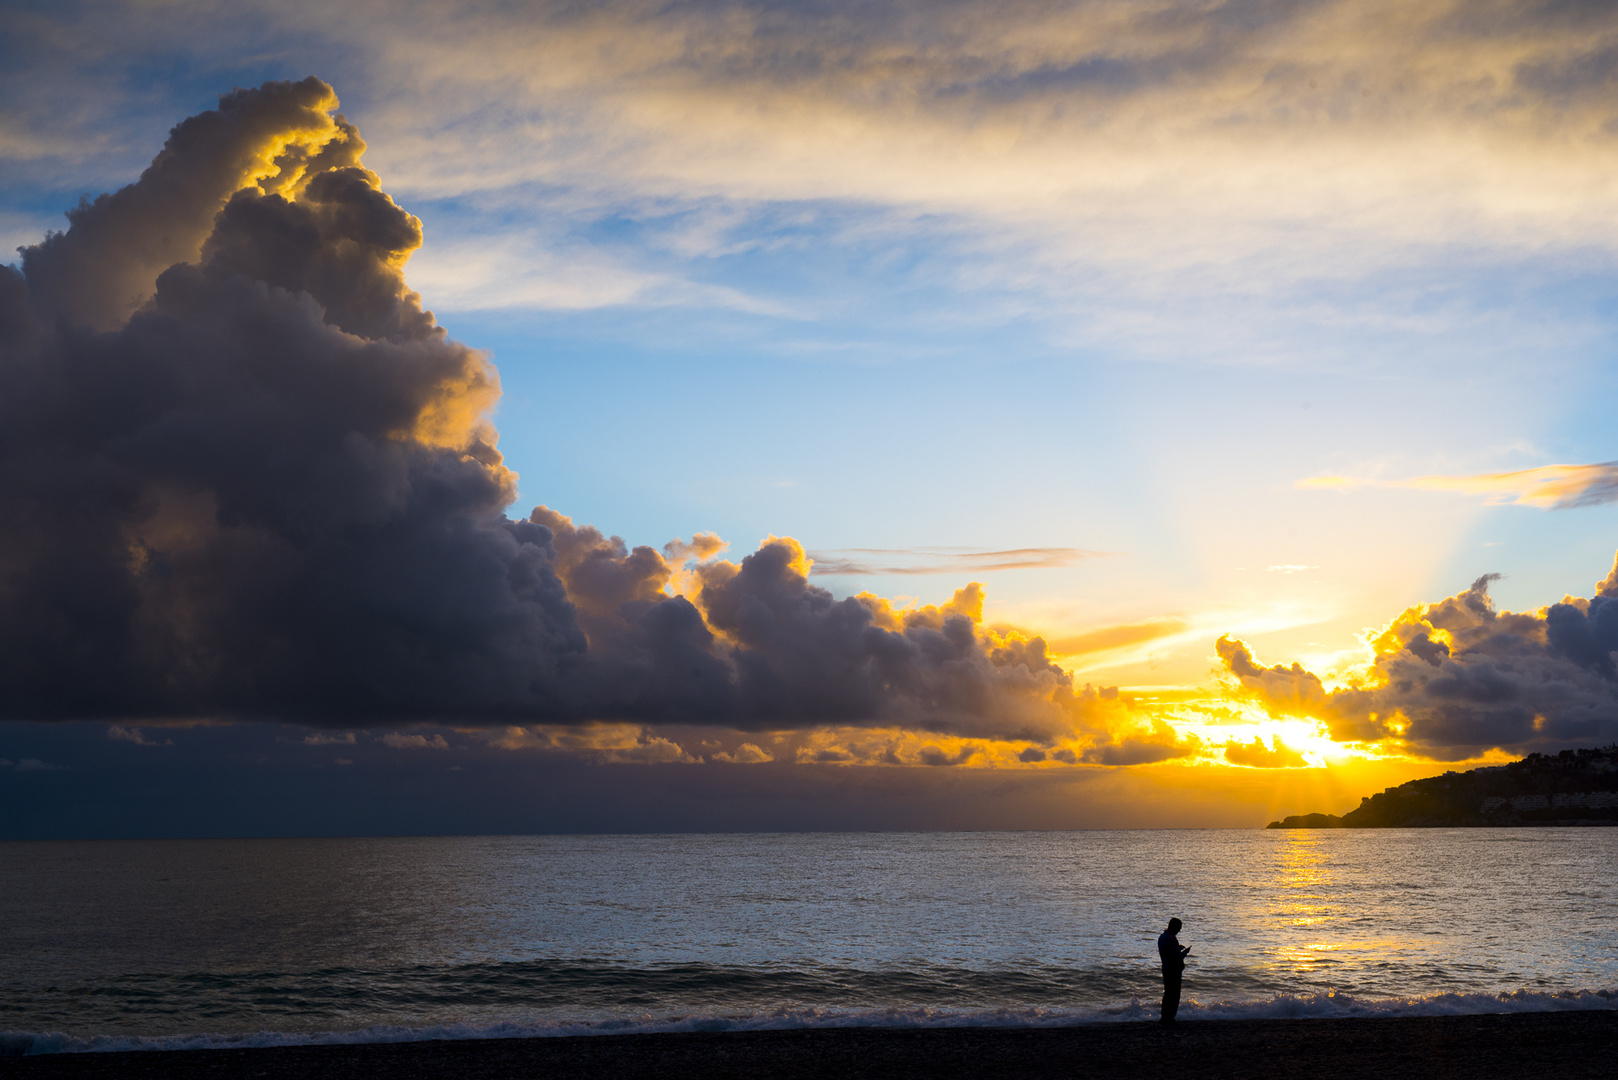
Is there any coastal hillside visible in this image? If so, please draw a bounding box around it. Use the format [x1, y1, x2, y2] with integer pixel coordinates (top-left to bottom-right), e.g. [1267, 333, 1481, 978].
[1268, 746, 1618, 828]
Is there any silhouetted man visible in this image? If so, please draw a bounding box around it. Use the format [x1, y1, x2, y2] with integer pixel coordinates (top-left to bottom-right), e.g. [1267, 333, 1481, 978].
[1157, 917, 1190, 1025]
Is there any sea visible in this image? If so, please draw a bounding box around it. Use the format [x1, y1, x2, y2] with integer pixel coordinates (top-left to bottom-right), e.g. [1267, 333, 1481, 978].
[2, 829, 1615, 1054]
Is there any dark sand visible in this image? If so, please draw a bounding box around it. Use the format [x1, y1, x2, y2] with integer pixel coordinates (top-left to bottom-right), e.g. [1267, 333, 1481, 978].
[9, 1011, 1615, 1079]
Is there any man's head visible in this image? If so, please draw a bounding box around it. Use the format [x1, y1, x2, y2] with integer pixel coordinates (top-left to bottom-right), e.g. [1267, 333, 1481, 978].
[1167, 918, 1182, 933]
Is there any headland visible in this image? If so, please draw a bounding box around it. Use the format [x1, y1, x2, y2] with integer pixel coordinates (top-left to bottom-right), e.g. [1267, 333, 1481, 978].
[1269, 745, 1618, 828]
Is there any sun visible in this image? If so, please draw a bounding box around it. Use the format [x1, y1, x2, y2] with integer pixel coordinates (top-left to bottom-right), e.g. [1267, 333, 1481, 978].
[1167, 697, 1372, 767]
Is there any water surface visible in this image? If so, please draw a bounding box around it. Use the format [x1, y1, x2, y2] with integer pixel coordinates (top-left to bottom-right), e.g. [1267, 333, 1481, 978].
[2, 829, 1614, 1050]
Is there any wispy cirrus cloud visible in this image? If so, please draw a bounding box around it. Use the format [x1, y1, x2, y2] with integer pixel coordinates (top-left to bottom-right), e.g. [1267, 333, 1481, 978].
[107, 726, 171, 746]
[1047, 618, 1189, 658]
[1300, 462, 1618, 509]
[807, 547, 1105, 576]
[16, 0, 1618, 333]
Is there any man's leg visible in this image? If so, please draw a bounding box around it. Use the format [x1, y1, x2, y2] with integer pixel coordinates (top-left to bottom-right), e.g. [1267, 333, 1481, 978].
[1161, 972, 1181, 1023]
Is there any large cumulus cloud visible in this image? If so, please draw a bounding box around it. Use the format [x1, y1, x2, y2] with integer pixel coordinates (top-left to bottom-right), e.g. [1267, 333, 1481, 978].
[1218, 558, 1618, 758]
[0, 79, 1101, 744]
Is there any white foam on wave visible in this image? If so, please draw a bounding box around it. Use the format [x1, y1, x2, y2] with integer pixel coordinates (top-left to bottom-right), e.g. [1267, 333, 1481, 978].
[6, 988, 1614, 1056]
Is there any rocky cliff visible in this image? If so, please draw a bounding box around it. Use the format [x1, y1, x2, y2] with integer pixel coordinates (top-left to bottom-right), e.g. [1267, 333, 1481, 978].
[1267, 745, 1618, 828]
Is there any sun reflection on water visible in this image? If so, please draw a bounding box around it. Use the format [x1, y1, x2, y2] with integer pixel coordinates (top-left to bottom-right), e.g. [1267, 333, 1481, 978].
[1268, 831, 1350, 969]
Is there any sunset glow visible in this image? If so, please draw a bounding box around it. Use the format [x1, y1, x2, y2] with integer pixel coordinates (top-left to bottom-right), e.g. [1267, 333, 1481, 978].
[4, 1, 1618, 834]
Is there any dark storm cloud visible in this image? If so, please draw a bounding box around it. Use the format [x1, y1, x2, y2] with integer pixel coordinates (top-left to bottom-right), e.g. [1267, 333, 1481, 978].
[0, 80, 1098, 743]
[1219, 558, 1618, 758]
[1, 78, 585, 723]
[692, 550, 1105, 740]
[20, 81, 355, 332]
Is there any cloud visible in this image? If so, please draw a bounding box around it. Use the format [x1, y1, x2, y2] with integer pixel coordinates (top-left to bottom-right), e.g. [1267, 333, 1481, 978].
[1048, 618, 1189, 657]
[806, 547, 1104, 576]
[321, 0, 1618, 334]
[379, 732, 449, 750]
[1223, 736, 1309, 769]
[1, 79, 562, 724]
[1080, 720, 1202, 767]
[0, 73, 1115, 755]
[1298, 462, 1618, 509]
[10, 758, 64, 772]
[710, 742, 773, 764]
[107, 725, 170, 746]
[286, 0, 1618, 285]
[663, 532, 727, 565]
[16, 0, 1618, 365]
[917, 744, 978, 767]
[304, 731, 357, 745]
[404, 231, 784, 314]
[688, 553, 1098, 740]
[486, 723, 695, 764]
[0, 78, 1444, 773]
[1217, 553, 1618, 758]
[776, 725, 1117, 769]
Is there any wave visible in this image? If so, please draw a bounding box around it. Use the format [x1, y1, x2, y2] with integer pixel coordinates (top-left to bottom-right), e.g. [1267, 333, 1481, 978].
[2, 960, 1146, 1014]
[6, 988, 1615, 1056]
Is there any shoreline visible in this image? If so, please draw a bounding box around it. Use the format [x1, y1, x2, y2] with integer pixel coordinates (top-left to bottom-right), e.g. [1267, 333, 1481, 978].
[9, 1011, 1616, 1079]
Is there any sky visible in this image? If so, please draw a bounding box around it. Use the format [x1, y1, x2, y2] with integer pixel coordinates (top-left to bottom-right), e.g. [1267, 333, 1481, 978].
[3, 0, 1618, 836]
